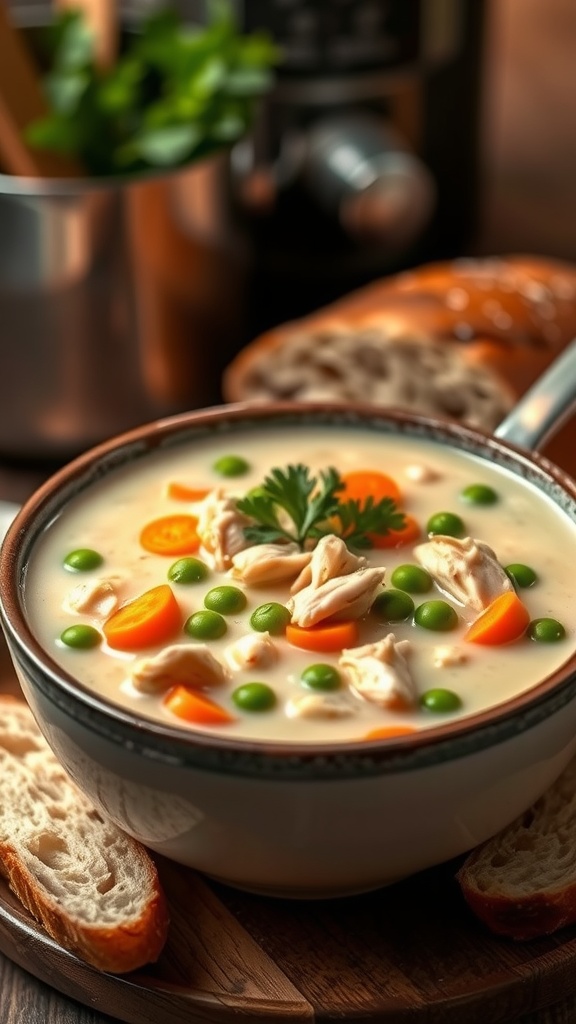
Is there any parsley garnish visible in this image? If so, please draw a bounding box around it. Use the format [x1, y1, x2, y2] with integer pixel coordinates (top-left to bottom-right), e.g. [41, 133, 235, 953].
[236, 464, 405, 550]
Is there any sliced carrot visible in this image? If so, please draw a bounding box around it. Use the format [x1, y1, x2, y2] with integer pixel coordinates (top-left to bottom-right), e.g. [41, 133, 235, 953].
[140, 514, 200, 555]
[103, 584, 182, 651]
[164, 685, 235, 726]
[285, 619, 359, 653]
[166, 482, 210, 502]
[370, 512, 421, 549]
[465, 591, 531, 646]
[363, 725, 417, 740]
[341, 470, 402, 507]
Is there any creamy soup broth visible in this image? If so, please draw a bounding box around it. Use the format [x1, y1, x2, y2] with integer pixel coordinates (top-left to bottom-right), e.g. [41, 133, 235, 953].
[24, 425, 576, 743]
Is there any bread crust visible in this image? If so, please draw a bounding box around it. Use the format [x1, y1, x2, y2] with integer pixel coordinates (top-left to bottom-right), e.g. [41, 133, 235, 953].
[456, 756, 576, 941]
[0, 696, 169, 973]
[223, 256, 576, 464]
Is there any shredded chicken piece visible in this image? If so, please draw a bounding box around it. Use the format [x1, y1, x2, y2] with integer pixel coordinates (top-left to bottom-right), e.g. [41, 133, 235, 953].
[289, 568, 385, 627]
[225, 632, 278, 671]
[230, 542, 311, 585]
[404, 463, 440, 483]
[291, 534, 367, 594]
[287, 533, 382, 625]
[414, 534, 513, 612]
[130, 644, 229, 694]
[288, 534, 383, 626]
[339, 636, 416, 710]
[195, 488, 252, 571]
[433, 645, 469, 668]
[285, 693, 357, 720]
[62, 576, 123, 618]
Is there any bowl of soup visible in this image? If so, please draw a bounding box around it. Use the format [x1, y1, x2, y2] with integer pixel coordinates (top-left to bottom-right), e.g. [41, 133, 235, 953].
[1, 401, 576, 898]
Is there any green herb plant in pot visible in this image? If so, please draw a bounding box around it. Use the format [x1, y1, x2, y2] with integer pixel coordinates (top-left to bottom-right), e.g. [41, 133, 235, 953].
[0, 1, 279, 460]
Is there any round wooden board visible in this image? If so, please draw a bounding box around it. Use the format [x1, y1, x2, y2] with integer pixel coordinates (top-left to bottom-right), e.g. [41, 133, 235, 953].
[1, 853, 576, 1024]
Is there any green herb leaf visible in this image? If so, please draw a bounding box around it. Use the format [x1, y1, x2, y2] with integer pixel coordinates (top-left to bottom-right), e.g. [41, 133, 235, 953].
[54, 10, 94, 71]
[336, 498, 406, 548]
[237, 465, 341, 547]
[26, 2, 280, 177]
[237, 465, 405, 550]
[45, 70, 89, 115]
[134, 124, 201, 166]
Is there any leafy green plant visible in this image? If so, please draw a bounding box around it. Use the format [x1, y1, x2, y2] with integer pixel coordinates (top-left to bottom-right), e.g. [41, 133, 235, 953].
[25, 1, 279, 176]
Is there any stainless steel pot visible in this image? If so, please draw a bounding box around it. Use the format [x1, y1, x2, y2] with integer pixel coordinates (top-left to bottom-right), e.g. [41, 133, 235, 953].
[0, 155, 247, 461]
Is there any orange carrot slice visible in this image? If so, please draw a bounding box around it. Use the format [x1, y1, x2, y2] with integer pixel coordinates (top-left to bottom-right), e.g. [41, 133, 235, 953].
[363, 725, 417, 740]
[285, 620, 359, 653]
[166, 482, 210, 502]
[465, 591, 530, 646]
[164, 686, 235, 725]
[140, 514, 200, 555]
[370, 512, 421, 549]
[341, 470, 402, 506]
[103, 584, 182, 651]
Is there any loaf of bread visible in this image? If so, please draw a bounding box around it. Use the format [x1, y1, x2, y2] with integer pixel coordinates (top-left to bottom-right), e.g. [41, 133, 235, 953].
[0, 696, 169, 973]
[456, 754, 576, 940]
[223, 255, 576, 468]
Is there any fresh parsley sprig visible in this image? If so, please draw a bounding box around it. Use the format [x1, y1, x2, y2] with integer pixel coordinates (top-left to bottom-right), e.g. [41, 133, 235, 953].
[236, 464, 405, 550]
[237, 464, 343, 547]
[336, 495, 406, 548]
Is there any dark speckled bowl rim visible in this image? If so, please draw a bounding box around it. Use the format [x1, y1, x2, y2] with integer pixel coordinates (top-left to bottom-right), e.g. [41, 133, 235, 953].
[2, 400, 576, 781]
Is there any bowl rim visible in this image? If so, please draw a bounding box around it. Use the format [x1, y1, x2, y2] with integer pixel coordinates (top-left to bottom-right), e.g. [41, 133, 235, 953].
[2, 399, 576, 777]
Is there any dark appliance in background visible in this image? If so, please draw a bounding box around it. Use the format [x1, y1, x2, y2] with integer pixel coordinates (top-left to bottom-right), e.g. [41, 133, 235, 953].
[187, 0, 488, 338]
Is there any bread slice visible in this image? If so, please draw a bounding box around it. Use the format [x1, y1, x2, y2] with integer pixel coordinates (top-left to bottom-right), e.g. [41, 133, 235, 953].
[456, 756, 576, 940]
[0, 696, 169, 972]
[222, 255, 576, 463]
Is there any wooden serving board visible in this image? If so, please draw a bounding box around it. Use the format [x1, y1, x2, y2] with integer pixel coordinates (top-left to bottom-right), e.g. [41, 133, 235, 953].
[2, 649, 576, 1023]
[2, 853, 576, 1024]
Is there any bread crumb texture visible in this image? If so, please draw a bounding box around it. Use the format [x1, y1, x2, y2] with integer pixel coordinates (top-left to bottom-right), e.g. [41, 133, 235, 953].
[225, 256, 576, 434]
[0, 697, 169, 972]
[457, 756, 576, 940]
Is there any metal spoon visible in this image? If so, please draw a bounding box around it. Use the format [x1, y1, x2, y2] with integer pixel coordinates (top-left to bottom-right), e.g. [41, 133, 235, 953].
[494, 336, 576, 452]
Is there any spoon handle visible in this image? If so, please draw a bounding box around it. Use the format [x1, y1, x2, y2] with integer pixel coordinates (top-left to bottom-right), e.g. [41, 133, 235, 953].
[494, 338, 576, 453]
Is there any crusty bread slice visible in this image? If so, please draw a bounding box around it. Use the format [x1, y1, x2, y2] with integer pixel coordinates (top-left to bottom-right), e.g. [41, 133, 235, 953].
[0, 696, 169, 972]
[222, 255, 576, 476]
[456, 755, 576, 940]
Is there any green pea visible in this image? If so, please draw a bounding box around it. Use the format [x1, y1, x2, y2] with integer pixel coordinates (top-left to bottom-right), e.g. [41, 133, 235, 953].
[460, 483, 498, 506]
[63, 548, 103, 573]
[426, 512, 466, 537]
[204, 586, 247, 615]
[505, 563, 538, 589]
[168, 557, 209, 584]
[60, 624, 101, 649]
[414, 600, 459, 631]
[420, 688, 462, 713]
[390, 564, 432, 594]
[213, 454, 250, 477]
[232, 682, 277, 712]
[371, 589, 415, 622]
[528, 617, 566, 643]
[184, 610, 227, 640]
[250, 602, 291, 635]
[301, 664, 341, 691]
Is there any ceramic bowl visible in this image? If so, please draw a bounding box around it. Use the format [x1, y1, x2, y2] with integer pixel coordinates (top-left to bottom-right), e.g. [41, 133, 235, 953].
[2, 402, 576, 899]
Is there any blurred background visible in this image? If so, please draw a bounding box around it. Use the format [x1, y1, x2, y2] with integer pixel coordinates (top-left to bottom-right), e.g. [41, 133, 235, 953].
[476, 0, 576, 261]
[0, 0, 575, 488]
